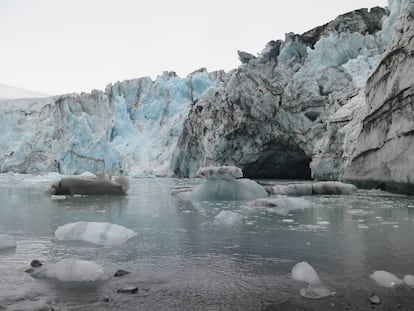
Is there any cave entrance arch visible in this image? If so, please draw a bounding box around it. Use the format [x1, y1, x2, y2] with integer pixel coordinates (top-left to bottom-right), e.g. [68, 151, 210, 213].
[242, 146, 311, 179]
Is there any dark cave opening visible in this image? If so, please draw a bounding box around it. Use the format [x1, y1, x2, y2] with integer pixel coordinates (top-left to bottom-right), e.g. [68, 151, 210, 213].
[242, 147, 312, 180]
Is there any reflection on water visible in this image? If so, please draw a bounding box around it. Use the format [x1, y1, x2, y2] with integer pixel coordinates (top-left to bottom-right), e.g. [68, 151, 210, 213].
[1, 175, 414, 310]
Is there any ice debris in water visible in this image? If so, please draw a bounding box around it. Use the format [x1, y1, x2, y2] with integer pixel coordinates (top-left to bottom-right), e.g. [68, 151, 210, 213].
[270, 181, 356, 196]
[213, 210, 243, 226]
[189, 166, 267, 201]
[197, 166, 243, 179]
[291, 262, 334, 299]
[191, 178, 267, 201]
[300, 284, 334, 299]
[291, 262, 321, 285]
[46, 259, 105, 282]
[370, 270, 403, 288]
[0, 234, 16, 250]
[249, 197, 314, 215]
[55, 221, 137, 246]
[403, 275, 414, 288]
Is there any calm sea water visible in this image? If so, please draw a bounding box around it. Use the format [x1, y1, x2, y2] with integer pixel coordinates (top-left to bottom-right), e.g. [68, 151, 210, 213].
[0, 174, 414, 310]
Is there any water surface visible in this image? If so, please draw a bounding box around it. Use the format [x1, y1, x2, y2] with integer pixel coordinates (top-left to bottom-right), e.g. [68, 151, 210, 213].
[0, 175, 414, 310]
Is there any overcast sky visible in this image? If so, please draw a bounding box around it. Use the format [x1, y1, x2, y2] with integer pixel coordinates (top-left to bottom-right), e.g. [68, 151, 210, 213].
[0, 0, 388, 95]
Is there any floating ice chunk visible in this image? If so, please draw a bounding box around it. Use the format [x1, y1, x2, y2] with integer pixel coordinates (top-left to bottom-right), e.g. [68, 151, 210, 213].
[55, 221, 137, 246]
[312, 182, 357, 195]
[270, 181, 356, 196]
[291, 262, 321, 285]
[49, 174, 129, 196]
[317, 221, 330, 226]
[197, 166, 243, 179]
[46, 259, 105, 282]
[403, 275, 414, 288]
[271, 184, 313, 195]
[370, 270, 403, 288]
[50, 195, 67, 201]
[300, 284, 335, 299]
[250, 197, 313, 215]
[0, 235, 16, 250]
[191, 178, 267, 201]
[213, 211, 243, 226]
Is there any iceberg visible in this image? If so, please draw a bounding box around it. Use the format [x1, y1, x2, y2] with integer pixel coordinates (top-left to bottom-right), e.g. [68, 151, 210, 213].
[191, 178, 268, 201]
[291, 261, 321, 285]
[370, 270, 403, 288]
[0, 234, 16, 250]
[49, 173, 129, 196]
[46, 259, 105, 282]
[55, 221, 137, 246]
[189, 166, 267, 201]
[403, 275, 414, 288]
[291, 261, 334, 299]
[197, 166, 243, 179]
[269, 182, 357, 196]
[213, 210, 243, 226]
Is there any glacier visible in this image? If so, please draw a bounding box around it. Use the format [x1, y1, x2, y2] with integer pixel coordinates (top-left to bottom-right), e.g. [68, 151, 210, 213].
[0, 1, 413, 194]
[0, 70, 217, 177]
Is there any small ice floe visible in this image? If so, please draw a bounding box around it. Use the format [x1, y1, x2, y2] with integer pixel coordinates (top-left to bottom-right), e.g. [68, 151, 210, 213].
[282, 219, 295, 223]
[403, 275, 414, 288]
[0, 234, 16, 250]
[249, 197, 313, 215]
[291, 262, 335, 299]
[291, 262, 321, 285]
[370, 270, 403, 288]
[55, 221, 137, 246]
[48, 171, 129, 196]
[50, 195, 67, 201]
[316, 221, 330, 226]
[46, 259, 105, 282]
[269, 181, 357, 196]
[213, 210, 243, 226]
[189, 166, 268, 201]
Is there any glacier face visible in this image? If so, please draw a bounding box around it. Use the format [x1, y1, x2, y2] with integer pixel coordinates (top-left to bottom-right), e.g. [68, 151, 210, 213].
[0, 1, 412, 191]
[172, 6, 389, 179]
[344, 0, 414, 193]
[0, 70, 216, 176]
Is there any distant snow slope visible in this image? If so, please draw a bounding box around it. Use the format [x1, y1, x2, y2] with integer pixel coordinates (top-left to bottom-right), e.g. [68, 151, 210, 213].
[0, 84, 50, 100]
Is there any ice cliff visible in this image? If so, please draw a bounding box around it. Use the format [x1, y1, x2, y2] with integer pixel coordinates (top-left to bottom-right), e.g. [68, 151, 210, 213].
[344, 0, 414, 193]
[1, 0, 413, 194]
[172, 6, 389, 179]
[0, 70, 217, 176]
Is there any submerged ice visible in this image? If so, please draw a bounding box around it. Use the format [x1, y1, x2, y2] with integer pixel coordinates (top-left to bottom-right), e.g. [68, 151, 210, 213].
[55, 221, 137, 246]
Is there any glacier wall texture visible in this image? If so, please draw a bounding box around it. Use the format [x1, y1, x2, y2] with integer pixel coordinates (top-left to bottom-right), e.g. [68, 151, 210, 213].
[0, 70, 217, 176]
[344, 0, 414, 193]
[1, 0, 413, 194]
[171, 6, 389, 179]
